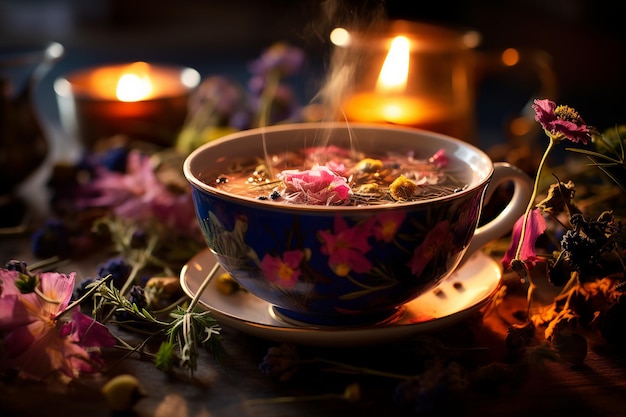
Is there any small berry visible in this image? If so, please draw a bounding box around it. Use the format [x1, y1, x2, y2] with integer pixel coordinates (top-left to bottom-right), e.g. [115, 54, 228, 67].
[101, 374, 145, 411]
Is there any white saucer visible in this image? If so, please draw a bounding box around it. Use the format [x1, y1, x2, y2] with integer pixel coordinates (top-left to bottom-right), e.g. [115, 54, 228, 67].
[180, 249, 502, 347]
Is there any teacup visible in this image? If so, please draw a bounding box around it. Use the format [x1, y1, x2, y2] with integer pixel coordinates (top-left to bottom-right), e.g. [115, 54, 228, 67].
[183, 123, 532, 326]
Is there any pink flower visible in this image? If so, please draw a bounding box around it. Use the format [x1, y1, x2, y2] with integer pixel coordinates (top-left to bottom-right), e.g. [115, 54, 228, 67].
[373, 211, 406, 242]
[78, 150, 199, 235]
[0, 269, 116, 380]
[532, 99, 591, 144]
[429, 149, 449, 168]
[501, 208, 547, 269]
[318, 216, 373, 276]
[279, 165, 352, 205]
[260, 250, 304, 288]
[407, 221, 451, 276]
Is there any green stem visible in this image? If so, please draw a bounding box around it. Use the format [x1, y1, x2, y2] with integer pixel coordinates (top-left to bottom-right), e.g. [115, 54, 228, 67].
[55, 274, 114, 320]
[119, 234, 159, 296]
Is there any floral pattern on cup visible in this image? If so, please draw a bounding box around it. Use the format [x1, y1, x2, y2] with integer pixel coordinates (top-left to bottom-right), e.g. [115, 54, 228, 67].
[195, 192, 478, 321]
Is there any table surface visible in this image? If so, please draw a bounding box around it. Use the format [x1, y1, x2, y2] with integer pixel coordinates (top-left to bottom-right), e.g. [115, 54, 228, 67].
[1, 228, 626, 417]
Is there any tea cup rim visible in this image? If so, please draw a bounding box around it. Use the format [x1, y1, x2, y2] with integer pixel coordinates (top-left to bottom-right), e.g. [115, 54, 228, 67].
[183, 122, 494, 212]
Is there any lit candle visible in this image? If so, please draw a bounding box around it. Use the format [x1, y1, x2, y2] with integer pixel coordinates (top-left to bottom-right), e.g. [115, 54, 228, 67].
[55, 62, 201, 148]
[340, 29, 472, 140]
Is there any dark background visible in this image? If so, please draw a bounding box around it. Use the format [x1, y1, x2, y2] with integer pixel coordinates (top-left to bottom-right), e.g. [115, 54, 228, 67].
[2, 0, 625, 144]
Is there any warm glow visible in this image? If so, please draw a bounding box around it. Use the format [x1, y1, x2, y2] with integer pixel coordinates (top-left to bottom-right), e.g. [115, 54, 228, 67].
[375, 36, 410, 94]
[383, 103, 413, 122]
[501, 48, 520, 66]
[116, 63, 153, 102]
[330, 27, 351, 47]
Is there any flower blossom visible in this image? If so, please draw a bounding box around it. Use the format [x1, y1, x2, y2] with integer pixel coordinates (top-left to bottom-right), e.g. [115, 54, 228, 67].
[501, 208, 547, 270]
[532, 99, 591, 144]
[78, 150, 199, 235]
[0, 269, 116, 380]
[373, 211, 406, 242]
[248, 42, 306, 80]
[408, 221, 451, 276]
[260, 250, 304, 288]
[279, 165, 352, 205]
[318, 216, 373, 276]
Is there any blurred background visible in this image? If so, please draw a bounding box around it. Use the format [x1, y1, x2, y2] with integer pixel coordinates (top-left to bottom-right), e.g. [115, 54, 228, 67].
[2, 0, 625, 150]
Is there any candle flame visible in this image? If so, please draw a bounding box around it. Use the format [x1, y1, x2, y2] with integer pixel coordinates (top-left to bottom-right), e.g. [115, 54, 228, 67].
[376, 36, 410, 94]
[116, 62, 153, 102]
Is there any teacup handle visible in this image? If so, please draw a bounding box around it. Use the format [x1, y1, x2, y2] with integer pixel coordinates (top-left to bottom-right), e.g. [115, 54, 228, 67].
[462, 162, 533, 262]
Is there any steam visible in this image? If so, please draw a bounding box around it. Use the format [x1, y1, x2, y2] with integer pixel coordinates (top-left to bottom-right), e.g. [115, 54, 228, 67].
[308, 0, 388, 123]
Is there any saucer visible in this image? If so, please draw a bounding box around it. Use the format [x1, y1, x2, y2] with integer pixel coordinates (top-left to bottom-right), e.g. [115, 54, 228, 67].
[180, 249, 502, 347]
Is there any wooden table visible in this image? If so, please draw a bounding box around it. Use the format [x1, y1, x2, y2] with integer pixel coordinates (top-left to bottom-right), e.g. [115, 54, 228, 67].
[2, 229, 626, 417]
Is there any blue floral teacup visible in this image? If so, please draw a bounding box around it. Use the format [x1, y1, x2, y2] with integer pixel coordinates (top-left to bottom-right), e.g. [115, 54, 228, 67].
[183, 123, 532, 326]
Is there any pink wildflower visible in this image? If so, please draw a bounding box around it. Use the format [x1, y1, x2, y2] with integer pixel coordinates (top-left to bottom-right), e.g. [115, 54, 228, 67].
[532, 99, 591, 144]
[279, 165, 352, 205]
[318, 216, 373, 276]
[407, 221, 451, 276]
[501, 208, 547, 270]
[0, 269, 116, 380]
[78, 150, 199, 235]
[260, 250, 304, 288]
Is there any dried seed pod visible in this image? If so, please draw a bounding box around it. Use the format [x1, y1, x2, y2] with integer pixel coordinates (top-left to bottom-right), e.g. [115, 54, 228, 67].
[355, 158, 383, 173]
[389, 175, 418, 201]
[215, 272, 242, 295]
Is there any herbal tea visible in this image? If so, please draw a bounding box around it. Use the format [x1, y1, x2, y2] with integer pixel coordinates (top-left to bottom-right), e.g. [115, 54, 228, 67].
[207, 145, 469, 206]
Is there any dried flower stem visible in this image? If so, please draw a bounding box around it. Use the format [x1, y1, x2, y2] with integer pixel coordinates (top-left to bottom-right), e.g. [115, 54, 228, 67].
[119, 233, 160, 296]
[186, 262, 221, 313]
[515, 137, 556, 314]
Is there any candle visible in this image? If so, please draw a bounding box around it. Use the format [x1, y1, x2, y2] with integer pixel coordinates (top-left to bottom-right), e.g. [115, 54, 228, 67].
[339, 23, 475, 141]
[55, 62, 201, 148]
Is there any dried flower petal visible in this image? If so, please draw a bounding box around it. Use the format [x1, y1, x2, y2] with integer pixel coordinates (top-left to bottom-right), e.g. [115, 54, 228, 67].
[279, 165, 352, 205]
[501, 208, 547, 270]
[532, 99, 591, 144]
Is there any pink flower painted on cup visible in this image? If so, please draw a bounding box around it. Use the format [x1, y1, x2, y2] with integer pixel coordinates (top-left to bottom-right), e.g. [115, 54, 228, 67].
[319, 216, 373, 276]
[261, 250, 305, 288]
[0, 269, 116, 381]
[373, 211, 406, 242]
[407, 220, 451, 276]
[279, 165, 352, 205]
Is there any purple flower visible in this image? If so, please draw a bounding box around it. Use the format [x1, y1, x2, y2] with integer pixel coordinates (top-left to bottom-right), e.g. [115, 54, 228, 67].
[30, 219, 72, 259]
[188, 75, 248, 120]
[501, 208, 547, 270]
[532, 99, 591, 144]
[97, 257, 131, 289]
[258, 344, 300, 382]
[248, 42, 305, 79]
